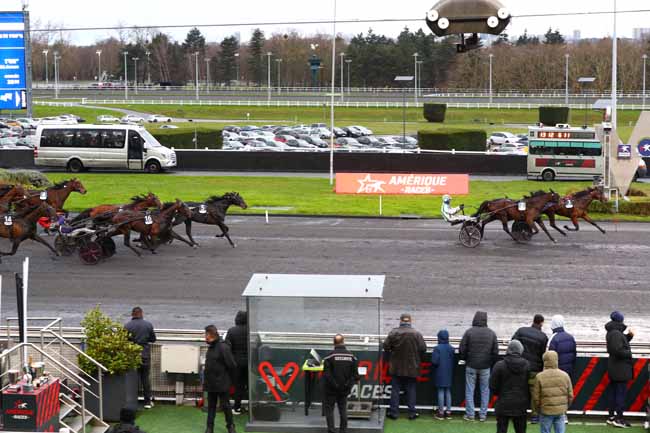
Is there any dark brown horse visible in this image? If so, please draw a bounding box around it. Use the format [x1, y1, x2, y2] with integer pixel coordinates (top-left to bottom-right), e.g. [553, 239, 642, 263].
[72, 192, 162, 223]
[171, 192, 248, 248]
[474, 190, 561, 243]
[542, 187, 607, 236]
[0, 184, 28, 211]
[21, 178, 87, 211]
[109, 199, 192, 256]
[0, 201, 59, 261]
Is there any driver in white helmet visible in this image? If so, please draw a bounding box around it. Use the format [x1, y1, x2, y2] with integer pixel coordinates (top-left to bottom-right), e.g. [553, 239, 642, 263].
[441, 195, 470, 223]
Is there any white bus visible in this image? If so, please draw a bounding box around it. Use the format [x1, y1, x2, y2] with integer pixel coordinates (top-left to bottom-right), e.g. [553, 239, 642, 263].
[527, 125, 602, 181]
[34, 124, 176, 173]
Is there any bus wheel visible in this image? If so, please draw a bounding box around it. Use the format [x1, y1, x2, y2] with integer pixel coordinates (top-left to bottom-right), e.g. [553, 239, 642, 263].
[67, 159, 84, 173]
[541, 170, 555, 182]
[145, 160, 161, 174]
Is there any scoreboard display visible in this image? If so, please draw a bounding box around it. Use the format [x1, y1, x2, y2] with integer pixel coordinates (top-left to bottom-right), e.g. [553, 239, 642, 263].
[536, 130, 596, 140]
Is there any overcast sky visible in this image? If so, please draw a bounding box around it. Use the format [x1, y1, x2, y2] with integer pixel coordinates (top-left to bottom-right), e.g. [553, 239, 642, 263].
[6, 0, 650, 45]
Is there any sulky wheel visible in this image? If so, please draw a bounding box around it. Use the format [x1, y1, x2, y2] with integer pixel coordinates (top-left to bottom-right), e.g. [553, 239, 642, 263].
[512, 221, 533, 243]
[459, 222, 482, 248]
[79, 241, 103, 265]
[99, 238, 116, 258]
[54, 235, 76, 256]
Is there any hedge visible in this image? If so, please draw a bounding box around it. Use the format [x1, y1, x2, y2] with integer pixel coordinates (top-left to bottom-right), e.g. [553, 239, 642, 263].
[589, 200, 650, 216]
[418, 129, 487, 151]
[423, 104, 447, 123]
[151, 128, 223, 150]
[539, 106, 570, 126]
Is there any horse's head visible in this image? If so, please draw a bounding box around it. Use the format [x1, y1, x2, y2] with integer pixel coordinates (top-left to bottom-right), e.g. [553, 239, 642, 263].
[68, 178, 87, 195]
[175, 199, 193, 219]
[225, 192, 248, 210]
[591, 186, 607, 203]
[549, 189, 560, 203]
[141, 192, 163, 210]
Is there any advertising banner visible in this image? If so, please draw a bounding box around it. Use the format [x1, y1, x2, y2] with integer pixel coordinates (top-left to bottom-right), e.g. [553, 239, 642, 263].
[0, 11, 27, 110]
[336, 173, 470, 195]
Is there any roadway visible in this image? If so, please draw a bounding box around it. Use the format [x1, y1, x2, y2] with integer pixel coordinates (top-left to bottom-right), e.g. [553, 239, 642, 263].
[0, 217, 647, 340]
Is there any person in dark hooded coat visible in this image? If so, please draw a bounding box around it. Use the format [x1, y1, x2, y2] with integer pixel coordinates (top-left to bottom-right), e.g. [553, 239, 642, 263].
[431, 329, 455, 419]
[490, 340, 530, 433]
[605, 311, 635, 428]
[226, 311, 248, 414]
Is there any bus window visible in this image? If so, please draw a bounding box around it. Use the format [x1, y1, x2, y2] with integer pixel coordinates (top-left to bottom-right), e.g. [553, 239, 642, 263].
[102, 130, 126, 148]
[76, 130, 102, 148]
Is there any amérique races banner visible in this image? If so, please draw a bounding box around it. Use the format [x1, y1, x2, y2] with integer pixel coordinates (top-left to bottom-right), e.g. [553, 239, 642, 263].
[335, 173, 469, 195]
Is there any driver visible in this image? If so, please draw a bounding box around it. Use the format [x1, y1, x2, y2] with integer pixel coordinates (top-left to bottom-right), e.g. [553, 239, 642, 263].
[441, 195, 471, 223]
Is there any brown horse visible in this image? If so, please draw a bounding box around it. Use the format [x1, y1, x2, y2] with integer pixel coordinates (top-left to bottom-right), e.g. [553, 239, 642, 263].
[474, 190, 560, 243]
[72, 192, 162, 223]
[0, 202, 59, 261]
[542, 187, 607, 235]
[0, 184, 28, 211]
[109, 199, 192, 256]
[22, 178, 87, 211]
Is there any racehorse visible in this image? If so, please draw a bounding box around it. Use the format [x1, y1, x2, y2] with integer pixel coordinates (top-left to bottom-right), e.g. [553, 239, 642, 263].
[21, 178, 87, 211]
[72, 192, 162, 223]
[0, 185, 28, 211]
[474, 190, 560, 243]
[109, 199, 193, 256]
[0, 201, 59, 261]
[171, 192, 248, 248]
[542, 186, 607, 236]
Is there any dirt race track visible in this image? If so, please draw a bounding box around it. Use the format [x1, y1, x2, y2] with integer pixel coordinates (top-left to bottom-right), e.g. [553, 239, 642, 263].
[0, 216, 648, 341]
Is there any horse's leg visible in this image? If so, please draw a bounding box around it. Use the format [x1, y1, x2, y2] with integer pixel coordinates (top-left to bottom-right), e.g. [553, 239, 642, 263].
[501, 217, 516, 241]
[185, 220, 198, 246]
[0, 239, 20, 256]
[533, 218, 556, 243]
[31, 233, 60, 256]
[170, 229, 196, 248]
[582, 214, 607, 234]
[123, 232, 142, 257]
[547, 212, 567, 236]
[216, 221, 236, 248]
[564, 216, 580, 232]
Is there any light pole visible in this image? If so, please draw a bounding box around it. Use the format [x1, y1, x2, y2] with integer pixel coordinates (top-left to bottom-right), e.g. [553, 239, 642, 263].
[413, 53, 419, 104]
[53, 52, 60, 99]
[643, 54, 647, 109]
[132, 57, 139, 95]
[267, 52, 272, 102]
[234, 52, 240, 85]
[395, 76, 415, 144]
[145, 51, 151, 85]
[275, 58, 282, 95]
[417, 60, 424, 96]
[565, 53, 570, 105]
[96, 50, 102, 82]
[194, 52, 200, 101]
[205, 58, 211, 93]
[329, 0, 337, 186]
[611, 0, 618, 129]
[489, 53, 494, 104]
[345, 59, 351, 93]
[42, 49, 48, 86]
[340, 52, 345, 101]
[123, 51, 128, 100]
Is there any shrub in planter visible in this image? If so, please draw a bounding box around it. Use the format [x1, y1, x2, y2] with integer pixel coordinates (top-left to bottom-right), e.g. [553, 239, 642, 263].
[423, 103, 447, 123]
[0, 169, 51, 188]
[418, 129, 487, 151]
[539, 106, 569, 126]
[151, 128, 223, 149]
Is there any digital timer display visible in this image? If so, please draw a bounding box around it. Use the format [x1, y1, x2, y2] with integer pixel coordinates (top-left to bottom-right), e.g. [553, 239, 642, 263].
[537, 131, 596, 140]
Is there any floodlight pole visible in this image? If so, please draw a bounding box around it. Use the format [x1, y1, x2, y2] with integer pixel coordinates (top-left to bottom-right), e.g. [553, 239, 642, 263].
[329, 0, 337, 186]
[340, 52, 345, 101]
[489, 53, 494, 104]
[611, 0, 618, 129]
[123, 51, 128, 100]
[643, 54, 647, 109]
[42, 50, 48, 86]
[413, 53, 419, 104]
[267, 52, 272, 103]
[96, 50, 102, 82]
[565, 54, 570, 105]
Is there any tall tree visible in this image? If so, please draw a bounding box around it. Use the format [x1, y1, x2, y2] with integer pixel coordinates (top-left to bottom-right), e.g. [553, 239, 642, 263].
[248, 29, 266, 86]
[183, 27, 206, 54]
[544, 28, 566, 45]
[219, 36, 239, 85]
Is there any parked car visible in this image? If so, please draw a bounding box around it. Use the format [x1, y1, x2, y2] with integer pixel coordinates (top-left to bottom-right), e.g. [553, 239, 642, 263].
[299, 135, 329, 148]
[223, 140, 246, 150]
[310, 127, 332, 139]
[493, 143, 527, 155]
[488, 132, 518, 149]
[121, 114, 145, 123]
[274, 135, 295, 143]
[15, 117, 39, 129]
[286, 138, 316, 149]
[223, 131, 242, 141]
[223, 126, 241, 133]
[60, 114, 86, 123]
[343, 127, 364, 138]
[147, 114, 173, 123]
[349, 125, 373, 136]
[635, 158, 647, 181]
[357, 136, 383, 147]
[335, 137, 363, 148]
[392, 136, 419, 147]
[240, 125, 261, 132]
[311, 123, 328, 128]
[244, 140, 276, 151]
[332, 127, 348, 138]
[97, 115, 121, 123]
[377, 136, 400, 146]
[240, 131, 264, 139]
[40, 116, 78, 125]
[275, 129, 300, 138]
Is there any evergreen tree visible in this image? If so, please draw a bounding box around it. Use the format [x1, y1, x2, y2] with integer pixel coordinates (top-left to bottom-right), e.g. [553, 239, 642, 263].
[544, 28, 566, 45]
[494, 33, 510, 46]
[183, 27, 206, 54]
[219, 36, 239, 85]
[248, 28, 266, 86]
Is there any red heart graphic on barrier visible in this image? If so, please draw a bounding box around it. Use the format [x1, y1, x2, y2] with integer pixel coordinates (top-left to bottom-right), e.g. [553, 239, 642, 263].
[258, 361, 300, 402]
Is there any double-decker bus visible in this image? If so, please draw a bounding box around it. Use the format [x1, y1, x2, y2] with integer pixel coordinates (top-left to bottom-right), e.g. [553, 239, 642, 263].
[527, 125, 602, 181]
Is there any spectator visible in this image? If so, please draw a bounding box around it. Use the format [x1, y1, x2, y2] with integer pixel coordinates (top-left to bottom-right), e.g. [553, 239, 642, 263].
[106, 408, 146, 433]
[459, 311, 498, 422]
[548, 315, 577, 379]
[204, 325, 237, 433]
[490, 340, 530, 433]
[322, 334, 360, 433]
[605, 311, 634, 428]
[431, 329, 454, 420]
[383, 313, 427, 420]
[532, 351, 573, 433]
[226, 311, 248, 415]
[513, 314, 548, 423]
[125, 307, 157, 409]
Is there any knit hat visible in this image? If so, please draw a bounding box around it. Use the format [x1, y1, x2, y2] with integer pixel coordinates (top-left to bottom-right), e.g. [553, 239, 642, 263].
[507, 339, 524, 356]
[551, 315, 565, 331]
[400, 313, 412, 323]
[610, 311, 624, 323]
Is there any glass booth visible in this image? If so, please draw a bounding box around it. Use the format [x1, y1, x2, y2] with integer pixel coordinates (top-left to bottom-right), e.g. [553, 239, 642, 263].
[243, 274, 385, 433]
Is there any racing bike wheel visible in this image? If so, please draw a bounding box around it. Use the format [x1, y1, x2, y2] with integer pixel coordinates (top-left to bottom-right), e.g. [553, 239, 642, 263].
[54, 235, 76, 256]
[459, 222, 482, 248]
[99, 238, 116, 258]
[512, 221, 533, 243]
[79, 241, 103, 265]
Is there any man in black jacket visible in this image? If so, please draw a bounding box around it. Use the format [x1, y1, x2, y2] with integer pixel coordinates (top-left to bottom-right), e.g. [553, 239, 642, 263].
[226, 311, 248, 414]
[490, 340, 530, 433]
[125, 307, 157, 409]
[323, 334, 359, 433]
[605, 311, 634, 428]
[459, 311, 498, 422]
[512, 314, 547, 422]
[204, 325, 237, 433]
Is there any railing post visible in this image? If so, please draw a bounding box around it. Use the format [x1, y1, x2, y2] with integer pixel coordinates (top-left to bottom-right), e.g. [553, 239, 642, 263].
[59, 320, 63, 358]
[81, 384, 87, 429]
[98, 371, 103, 421]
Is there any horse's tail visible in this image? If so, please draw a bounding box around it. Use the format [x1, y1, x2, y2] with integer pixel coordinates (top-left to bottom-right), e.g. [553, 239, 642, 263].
[473, 201, 489, 218]
[70, 209, 91, 224]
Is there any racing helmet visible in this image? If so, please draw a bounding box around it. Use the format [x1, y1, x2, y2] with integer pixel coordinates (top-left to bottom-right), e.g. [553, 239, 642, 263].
[442, 194, 452, 204]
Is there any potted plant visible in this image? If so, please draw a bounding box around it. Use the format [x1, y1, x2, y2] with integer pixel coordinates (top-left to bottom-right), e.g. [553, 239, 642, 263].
[79, 307, 143, 422]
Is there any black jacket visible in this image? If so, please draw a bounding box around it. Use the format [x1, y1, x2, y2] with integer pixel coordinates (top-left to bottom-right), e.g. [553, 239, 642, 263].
[512, 326, 548, 373]
[605, 321, 634, 382]
[382, 324, 427, 378]
[323, 345, 360, 395]
[226, 311, 248, 365]
[124, 318, 156, 360]
[459, 312, 499, 370]
[204, 339, 237, 393]
[490, 354, 531, 417]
